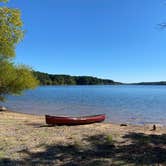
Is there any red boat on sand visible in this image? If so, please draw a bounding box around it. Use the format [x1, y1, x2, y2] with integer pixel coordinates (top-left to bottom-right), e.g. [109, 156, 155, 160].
[45, 114, 106, 125]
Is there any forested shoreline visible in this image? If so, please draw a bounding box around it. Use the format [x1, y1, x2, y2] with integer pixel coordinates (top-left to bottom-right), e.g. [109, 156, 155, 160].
[33, 71, 166, 86]
[132, 82, 166, 85]
[33, 71, 121, 85]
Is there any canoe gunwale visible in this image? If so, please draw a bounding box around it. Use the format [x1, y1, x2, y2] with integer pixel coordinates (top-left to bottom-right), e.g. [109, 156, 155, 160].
[45, 114, 105, 119]
[45, 114, 106, 125]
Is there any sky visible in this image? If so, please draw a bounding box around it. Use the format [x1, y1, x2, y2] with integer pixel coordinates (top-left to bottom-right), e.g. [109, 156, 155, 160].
[4, 0, 166, 83]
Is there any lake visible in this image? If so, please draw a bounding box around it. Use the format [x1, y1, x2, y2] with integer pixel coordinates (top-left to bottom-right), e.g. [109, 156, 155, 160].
[3, 85, 166, 125]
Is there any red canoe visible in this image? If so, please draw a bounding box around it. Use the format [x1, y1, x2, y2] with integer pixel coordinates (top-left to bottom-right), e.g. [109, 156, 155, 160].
[45, 114, 106, 125]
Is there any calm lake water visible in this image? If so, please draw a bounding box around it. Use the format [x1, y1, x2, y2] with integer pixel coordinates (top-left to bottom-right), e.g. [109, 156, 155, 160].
[3, 85, 166, 125]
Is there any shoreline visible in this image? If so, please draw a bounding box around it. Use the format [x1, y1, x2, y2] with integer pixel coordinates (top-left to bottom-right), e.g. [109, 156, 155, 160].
[0, 109, 166, 165]
[2, 109, 166, 137]
[3, 108, 166, 127]
[3, 109, 166, 129]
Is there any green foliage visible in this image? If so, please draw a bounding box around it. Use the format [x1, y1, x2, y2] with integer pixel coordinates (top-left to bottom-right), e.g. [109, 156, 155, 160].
[0, 0, 8, 2]
[0, 7, 24, 57]
[34, 71, 120, 85]
[0, 60, 38, 101]
[0, 1, 38, 101]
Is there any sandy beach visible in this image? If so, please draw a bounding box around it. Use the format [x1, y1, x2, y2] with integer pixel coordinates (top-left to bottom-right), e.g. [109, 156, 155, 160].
[0, 110, 166, 166]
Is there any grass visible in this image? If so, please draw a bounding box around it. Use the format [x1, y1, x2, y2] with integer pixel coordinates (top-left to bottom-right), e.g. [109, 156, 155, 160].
[0, 151, 5, 159]
[106, 134, 113, 144]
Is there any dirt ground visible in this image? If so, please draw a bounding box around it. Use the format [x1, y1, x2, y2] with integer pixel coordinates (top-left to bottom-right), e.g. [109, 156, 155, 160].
[0, 110, 166, 166]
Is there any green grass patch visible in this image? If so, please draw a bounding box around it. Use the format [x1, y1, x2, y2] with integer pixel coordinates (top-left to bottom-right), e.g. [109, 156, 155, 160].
[106, 134, 113, 144]
[0, 151, 6, 158]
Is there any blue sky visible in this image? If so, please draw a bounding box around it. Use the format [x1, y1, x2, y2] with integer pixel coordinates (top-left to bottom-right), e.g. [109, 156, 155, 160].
[5, 0, 166, 83]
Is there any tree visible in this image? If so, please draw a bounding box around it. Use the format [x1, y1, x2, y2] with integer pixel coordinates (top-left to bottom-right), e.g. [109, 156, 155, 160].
[0, 0, 38, 101]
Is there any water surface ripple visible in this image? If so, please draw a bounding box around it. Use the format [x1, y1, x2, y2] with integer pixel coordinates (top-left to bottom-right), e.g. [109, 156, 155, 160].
[3, 85, 166, 125]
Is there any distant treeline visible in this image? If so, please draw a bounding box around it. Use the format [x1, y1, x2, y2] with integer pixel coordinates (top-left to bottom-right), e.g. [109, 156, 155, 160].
[33, 71, 121, 85]
[132, 81, 166, 85]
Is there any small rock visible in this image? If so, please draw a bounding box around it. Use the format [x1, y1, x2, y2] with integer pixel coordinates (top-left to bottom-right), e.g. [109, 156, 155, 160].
[120, 123, 128, 127]
[0, 106, 7, 111]
[152, 124, 156, 131]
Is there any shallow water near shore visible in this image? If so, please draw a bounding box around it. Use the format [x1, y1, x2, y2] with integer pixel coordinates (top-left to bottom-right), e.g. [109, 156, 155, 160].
[2, 85, 166, 125]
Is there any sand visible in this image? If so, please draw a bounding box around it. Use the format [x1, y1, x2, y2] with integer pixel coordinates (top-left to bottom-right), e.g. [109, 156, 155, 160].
[0, 110, 166, 166]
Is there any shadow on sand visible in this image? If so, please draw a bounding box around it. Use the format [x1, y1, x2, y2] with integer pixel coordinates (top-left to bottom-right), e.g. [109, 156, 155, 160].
[1, 132, 166, 166]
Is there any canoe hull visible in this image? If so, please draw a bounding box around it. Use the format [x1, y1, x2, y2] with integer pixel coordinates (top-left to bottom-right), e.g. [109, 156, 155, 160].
[45, 114, 106, 125]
